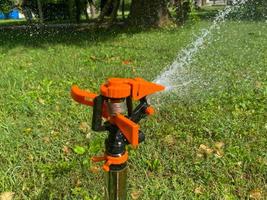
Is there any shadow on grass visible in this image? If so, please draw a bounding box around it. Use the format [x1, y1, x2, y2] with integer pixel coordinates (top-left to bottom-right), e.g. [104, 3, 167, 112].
[0, 7, 264, 53]
[0, 6, 224, 53]
[0, 21, 162, 54]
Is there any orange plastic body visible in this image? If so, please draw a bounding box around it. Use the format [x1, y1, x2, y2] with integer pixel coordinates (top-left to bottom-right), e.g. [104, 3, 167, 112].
[111, 114, 139, 148]
[92, 151, 129, 171]
[100, 77, 165, 100]
[145, 106, 155, 115]
[71, 85, 109, 118]
[71, 85, 97, 106]
[71, 78, 164, 148]
[71, 78, 164, 107]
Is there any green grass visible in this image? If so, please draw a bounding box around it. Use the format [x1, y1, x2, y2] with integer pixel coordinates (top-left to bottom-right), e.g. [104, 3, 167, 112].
[194, 5, 226, 19]
[0, 19, 27, 26]
[0, 18, 267, 199]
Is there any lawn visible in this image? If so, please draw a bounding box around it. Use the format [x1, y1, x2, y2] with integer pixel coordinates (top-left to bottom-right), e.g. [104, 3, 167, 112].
[0, 19, 27, 26]
[0, 14, 267, 200]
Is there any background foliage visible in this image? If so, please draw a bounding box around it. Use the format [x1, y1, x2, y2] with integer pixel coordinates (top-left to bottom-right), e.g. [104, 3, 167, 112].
[230, 0, 267, 20]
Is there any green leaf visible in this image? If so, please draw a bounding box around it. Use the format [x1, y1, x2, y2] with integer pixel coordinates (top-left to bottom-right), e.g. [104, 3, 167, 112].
[82, 159, 89, 166]
[73, 146, 86, 155]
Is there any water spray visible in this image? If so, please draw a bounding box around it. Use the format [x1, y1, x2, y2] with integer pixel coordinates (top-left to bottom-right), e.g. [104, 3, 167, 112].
[154, 0, 249, 91]
[71, 78, 164, 200]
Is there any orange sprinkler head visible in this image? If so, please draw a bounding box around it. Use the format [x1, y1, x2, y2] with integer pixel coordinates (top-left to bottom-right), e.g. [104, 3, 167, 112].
[71, 78, 165, 146]
[71, 77, 164, 171]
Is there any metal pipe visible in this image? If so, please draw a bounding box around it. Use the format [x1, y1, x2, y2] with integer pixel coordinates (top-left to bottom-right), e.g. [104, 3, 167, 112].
[105, 164, 127, 200]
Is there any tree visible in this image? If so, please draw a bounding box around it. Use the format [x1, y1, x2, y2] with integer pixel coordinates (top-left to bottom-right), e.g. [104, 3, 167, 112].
[98, 0, 120, 23]
[37, 0, 44, 23]
[75, 0, 86, 22]
[128, 0, 171, 26]
[0, 0, 13, 14]
[173, 0, 191, 24]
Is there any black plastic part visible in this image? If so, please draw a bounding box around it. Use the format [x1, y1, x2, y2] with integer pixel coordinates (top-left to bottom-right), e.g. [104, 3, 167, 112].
[105, 128, 127, 156]
[138, 131, 145, 144]
[126, 97, 133, 116]
[94, 96, 149, 160]
[92, 95, 106, 131]
[130, 97, 149, 123]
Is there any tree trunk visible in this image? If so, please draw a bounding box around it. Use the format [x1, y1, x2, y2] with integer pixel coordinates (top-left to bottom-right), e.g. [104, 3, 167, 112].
[98, 0, 112, 22]
[110, 0, 120, 22]
[128, 0, 171, 27]
[67, 0, 76, 22]
[37, 0, 44, 23]
[88, 0, 96, 18]
[121, 0, 125, 20]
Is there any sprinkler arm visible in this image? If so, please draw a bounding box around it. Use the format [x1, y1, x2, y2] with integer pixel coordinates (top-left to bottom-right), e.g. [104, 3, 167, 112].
[71, 85, 97, 107]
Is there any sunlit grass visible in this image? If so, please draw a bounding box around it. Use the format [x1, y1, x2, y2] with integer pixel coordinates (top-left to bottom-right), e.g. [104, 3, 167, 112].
[0, 19, 27, 26]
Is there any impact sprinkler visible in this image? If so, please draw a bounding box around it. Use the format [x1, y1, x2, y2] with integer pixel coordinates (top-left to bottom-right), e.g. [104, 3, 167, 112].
[71, 78, 164, 200]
